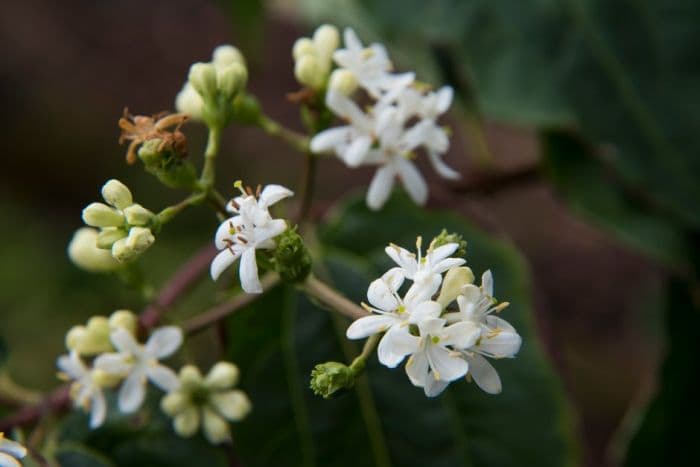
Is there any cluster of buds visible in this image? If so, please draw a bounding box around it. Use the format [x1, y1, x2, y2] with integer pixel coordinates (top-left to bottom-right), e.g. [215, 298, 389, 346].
[65, 310, 138, 356]
[81, 179, 157, 263]
[293, 24, 340, 91]
[176, 45, 249, 128]
[161, 363, 252, 444]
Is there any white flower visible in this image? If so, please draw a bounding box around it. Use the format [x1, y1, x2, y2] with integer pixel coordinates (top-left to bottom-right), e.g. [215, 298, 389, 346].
[405, 318, 480, 397]
[333, 28, 413, 99]
[385, 237, 466, 302]
[444, 271, 522, 394]
[161, 362, 251, 444]
[211, 183, 293, 294]
[346, 269, 441, 367]
[57, 351, 111, 428]
[95, 326, 182, 414]
[0, 433, 26, 467]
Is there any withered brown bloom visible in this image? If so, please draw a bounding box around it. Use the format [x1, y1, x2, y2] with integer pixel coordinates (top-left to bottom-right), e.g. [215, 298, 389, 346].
[118, 108, 189, 164]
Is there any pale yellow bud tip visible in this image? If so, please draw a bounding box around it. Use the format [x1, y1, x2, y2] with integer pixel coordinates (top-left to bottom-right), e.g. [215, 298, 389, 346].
[328, 69, 358, 95]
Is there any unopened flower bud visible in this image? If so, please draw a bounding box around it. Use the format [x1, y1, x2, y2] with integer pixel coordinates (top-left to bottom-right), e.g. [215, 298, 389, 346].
[210, 390, 251, 421]
[109, 309, 137, 335]
[273, 228, 312, 284]
[310, 361, 355, 399]
[161, 391, 189, 416]
[430, 229, 467, 258]
[188, 62, 217, 97]
[82, 203, 125, 228]
[175, 83, 204, 121]
[91, 368, 122, 388]
[111, 227, 154, 262]
[205, 362, 239, 389]
[174, 408, 200, 437]
[96, 227, 127, 249]
[101, 179, 133, 210]
[312, 24, 340, 61]
[203, 409, 230, 444]
[328, 69, 358, 95]
[65, 326, 87, 351]
[217, 62, 247, 99]
[179, 365, 203, 390]
[292, 37, 315, 61]
[438, 266, 475, 307]
[65, 316, 113, 355]
[123, 204, 155, 226]
[295, 55, 324, 89]
[212, 44, 245, 68]
[68, 227, 121, 273]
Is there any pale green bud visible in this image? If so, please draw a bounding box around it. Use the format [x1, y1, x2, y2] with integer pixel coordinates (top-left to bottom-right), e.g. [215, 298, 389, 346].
[101, 179, 133, 210]
[210, 390, 251, 421]
[312, 24, 340, 61]
[65, 325, 87, 351]
[217, 62, 247, 99]
[188, 62, 217, 97]
[179, 365, 203, 390]
[205, 362, 239, 390]
[310, 361, 355, 399]
[91, 368, 122, 388]
[203, 409, 230, 444]
[109, 309, 138, 335]
[294, 55, 324, 89]
[111, 227, 154, 262]
[437, 267, 475, 308]
[68, 227, 121, 273]
[161, 391, 189, 416]
[65, 317, 113, 355]
[123, 203, 155, 227]
[212, 44, 245, 69]
[292, 37, 315, 61]
[96, 227, 127, 249]
[82, 202, 125, 228]
[328, 69, 358, 95]
[174, 408, 200, 437]
[175, 83, 204, 121]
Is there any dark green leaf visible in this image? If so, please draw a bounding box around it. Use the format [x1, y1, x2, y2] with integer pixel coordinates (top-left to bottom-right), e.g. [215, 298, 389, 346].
[54, 443, 115, 467]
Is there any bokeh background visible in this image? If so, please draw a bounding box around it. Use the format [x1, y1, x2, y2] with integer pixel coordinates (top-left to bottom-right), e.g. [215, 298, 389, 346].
[1, 1, 698, 466]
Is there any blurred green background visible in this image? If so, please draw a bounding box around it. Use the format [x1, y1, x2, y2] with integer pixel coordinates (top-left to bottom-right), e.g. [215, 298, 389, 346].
[1, 0, 698, 466]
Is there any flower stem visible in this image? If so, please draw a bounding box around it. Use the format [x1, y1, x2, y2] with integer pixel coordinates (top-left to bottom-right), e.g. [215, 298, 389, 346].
[199, 126, 222, 189]
[301, 274, 366, 320]
[156, 192, 207, 225]
[350, 333, 380, 374]
[257, 115, 310, 154]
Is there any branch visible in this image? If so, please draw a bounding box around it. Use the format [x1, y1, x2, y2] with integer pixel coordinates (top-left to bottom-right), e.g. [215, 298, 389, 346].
[0, 386, 70, 432]
[183, 273, 281, 335]
[302, 274, 366, 320]
[448, 163, 541, 195]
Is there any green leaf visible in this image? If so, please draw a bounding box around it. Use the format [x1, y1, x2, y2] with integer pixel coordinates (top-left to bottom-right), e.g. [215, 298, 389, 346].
[224, 194, 578, 466]
[541, 130, 692, 270]
[623, 277, 700, 467]
[54, 443, 115, 467]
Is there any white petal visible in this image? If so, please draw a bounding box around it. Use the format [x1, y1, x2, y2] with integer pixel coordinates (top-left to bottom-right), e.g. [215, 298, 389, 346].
[89, 391, 107, 428]
[428, 150, 461, 180]
[239, 247, 262, 294]
[477, 328, 522, 358]
[377, 326, 419, 368]
[366, 166, 395, 211]
[459, 285, 482, 306]
[405, 347, 429, 387]
[418, 318, 446, 337]
[396, 157, 428, 205]
[119, 370, 146, 413]
[367, 277, 400, 311]
[147, 364, 180, 392]
[110, 328, 141, 356]
[343, 27, 362, 51]
[404, 274, 441, 304]
[408, 300, 442, 324]
[0, 437, 26, 459]
[94, 353, 131, 375]
[482, 270, 494, 297]
[440, 321, 481, 349]
[346, 315, 396, 339]
[431, 257, 466, 275]
[253, 219, 287, 245]
[427, 345, 468, 382]
[435, 86, 454, 114]
[0, 453, 22, 467]
[343, 135, 372, 167]
[401, 120, 431, 151]
[428, 243, 459, 263]
[384, 244, 417, 275]
[381, 267, 405, 291]
[310, 127, 351, 154]
[214, 216, 238, 249]
[210, 249, 241, 281]
[57, 352, 87, 379]
[424, 375, 450, 398]
[259, 184, 293, 207]
[467, 353, 502, 394]
[145, 326, 183, 359]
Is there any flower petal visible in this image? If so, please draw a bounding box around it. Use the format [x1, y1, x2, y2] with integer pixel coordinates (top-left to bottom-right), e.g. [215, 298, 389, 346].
[145, 326, 183, 359]
[431, 258, 466, 275]
[203, 408, 231, 444]
[435, 86, 454, 114]
[424, 375, 450, 398]
[381, 267, 405, 292]
[210, 390, 252, 421]
[346, 315, 396, 340]
[384, 244, 417, 275]
[396, 157, 428, 205]
[0, 437, 27, 459]
[254, 219, 287, 245]
[428, 150, 461, 180]
[147, 364, 180, 392]
[310, 127, 351, 153]
[110, 328, 141, 356]
[119, 369, 146, 413]
[405, 347, 429, 387]
[239, 247, 262, 294]
[367, 277, 400, 311]
[57, 352, 87, 379]
[94, 353, 131, 376]
[440, 321, 481, 349]
[0, 452, 22, 467]
[428, 243, 458, 263]
[466, 353, 502, 394]
[259, 184, 293, 207]
[174, 406, 200, 437]
[427, 345, 468, 382]
[404, 274, 441, 304]
[343, 135, 372, 167]
[377, 326, 419, 368]
[482, 270, 494, 297]
[408, 300, 442, 324]
[89, 391, 107, 429]
[366, 166, 395, 211]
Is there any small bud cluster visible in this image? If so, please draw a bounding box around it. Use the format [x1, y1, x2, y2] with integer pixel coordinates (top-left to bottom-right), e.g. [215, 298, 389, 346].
[176, 45, 249, 128]
[81, 179, 157, 263]
[343, 233, 522, 397]
[272, 227, 312, 284]
[293, 24, 340, 90]
[310, 361, 356, 399]
[161, 362, 251, 444]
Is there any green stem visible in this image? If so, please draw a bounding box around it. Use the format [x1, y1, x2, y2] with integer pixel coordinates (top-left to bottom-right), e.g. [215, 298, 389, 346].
[350, 333, 380, 374]
[302, 274, 366, 320]
[199, 126, 222, 188]
[296, 151, 317, 222]
[257, 115, 310, 154]
[156, 192, 207, 225]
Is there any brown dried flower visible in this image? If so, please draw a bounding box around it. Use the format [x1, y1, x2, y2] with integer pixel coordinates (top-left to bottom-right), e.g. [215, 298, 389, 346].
[118, 108, 189, 164]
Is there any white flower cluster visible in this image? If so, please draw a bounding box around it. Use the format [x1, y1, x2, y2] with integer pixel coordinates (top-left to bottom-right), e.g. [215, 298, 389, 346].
[56, 311, 251, 442]
[81, 179, 156, 263]
[211, 182, 293, 293]
[346, 237, 522, 397]
[0, 433, 27, 467]
[310, 28, 460, 210]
